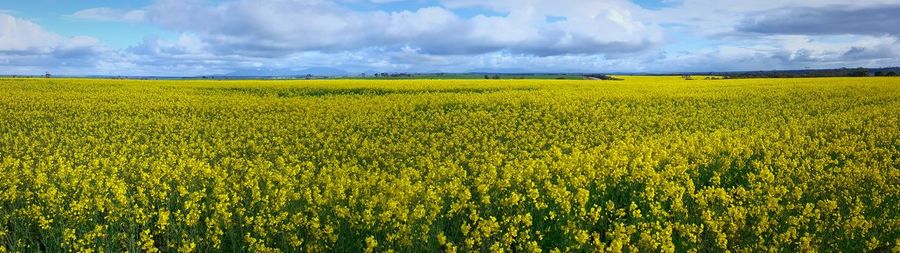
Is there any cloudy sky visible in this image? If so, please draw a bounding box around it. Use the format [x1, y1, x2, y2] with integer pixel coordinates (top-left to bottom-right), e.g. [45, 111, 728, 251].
[1, 0, 899, 76]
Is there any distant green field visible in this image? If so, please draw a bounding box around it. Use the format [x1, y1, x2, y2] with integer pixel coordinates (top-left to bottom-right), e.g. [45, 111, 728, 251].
[1, 77, 899, 252]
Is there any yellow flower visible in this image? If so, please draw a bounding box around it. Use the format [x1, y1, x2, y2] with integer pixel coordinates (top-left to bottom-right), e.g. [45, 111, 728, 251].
[364, 236, 378, 253]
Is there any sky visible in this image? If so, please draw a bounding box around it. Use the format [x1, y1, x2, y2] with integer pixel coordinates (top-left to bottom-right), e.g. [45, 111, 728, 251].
[1, 0, 899, 76]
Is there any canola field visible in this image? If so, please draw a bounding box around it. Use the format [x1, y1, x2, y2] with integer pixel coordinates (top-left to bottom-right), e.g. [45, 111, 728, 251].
[0, 77, 899, 252]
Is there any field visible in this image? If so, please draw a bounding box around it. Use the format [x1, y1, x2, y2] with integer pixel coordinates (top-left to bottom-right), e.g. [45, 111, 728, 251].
[0, 77, 898, 252]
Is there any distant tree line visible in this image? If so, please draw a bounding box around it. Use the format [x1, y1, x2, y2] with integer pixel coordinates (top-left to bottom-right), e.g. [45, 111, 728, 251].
[583, 74, 623, 80]
[715, 67, 899, 79]
[373, 73, 413, 78]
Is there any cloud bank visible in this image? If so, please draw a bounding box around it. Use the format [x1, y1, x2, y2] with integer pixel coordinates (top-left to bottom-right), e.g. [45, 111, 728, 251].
[737, 4, 900, 36]
[0, 0, 899, 75]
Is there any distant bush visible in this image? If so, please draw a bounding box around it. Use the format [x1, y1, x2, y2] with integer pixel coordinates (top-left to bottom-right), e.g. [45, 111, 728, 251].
[583, 74, 623, 80]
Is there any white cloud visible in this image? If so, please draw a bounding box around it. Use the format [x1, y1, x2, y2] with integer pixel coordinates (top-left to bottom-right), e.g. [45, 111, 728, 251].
[70, 8, 146, 22]
[5, 0, 900, 76]
[0, 14, 62, 53]
[0, 14, 109, 57]
[131, 0, 663, 56]
[0, 14, 122, 75]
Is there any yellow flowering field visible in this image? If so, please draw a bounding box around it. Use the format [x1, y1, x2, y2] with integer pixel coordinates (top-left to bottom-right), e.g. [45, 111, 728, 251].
[0, 77, 898, 252]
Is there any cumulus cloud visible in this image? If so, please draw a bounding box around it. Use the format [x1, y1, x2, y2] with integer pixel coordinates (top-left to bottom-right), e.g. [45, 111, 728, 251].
[0, 13, 122, 75]
[129, 0, 663, 57]
[0, 14, 108, 58]
[6, 0, 900, 76]
[0, 14, 109, 60]
[0, 14, 62, 53]
[129, 34, 207, 56]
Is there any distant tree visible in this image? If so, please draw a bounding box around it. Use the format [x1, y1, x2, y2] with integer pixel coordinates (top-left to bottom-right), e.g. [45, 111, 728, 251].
[847, 69, 869, 77]
[874, 71, 884, 76]
[44, 72, 51, 78]
[886, 71, 898, 76]
[492, 75, 500, 79]
[484, 75, 490, 79]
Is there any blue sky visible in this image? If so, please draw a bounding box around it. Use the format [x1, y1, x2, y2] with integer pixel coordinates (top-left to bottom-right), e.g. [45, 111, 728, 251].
[1, 0, 899, 76]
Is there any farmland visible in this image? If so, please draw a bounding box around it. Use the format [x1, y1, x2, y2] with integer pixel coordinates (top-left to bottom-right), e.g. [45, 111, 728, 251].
[0, 77, 898, 252]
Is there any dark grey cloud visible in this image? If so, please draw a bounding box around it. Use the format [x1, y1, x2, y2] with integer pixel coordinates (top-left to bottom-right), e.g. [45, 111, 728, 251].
[52, 44, 104, 59]
[841, 44, 898, 60]
[737, 4, 900, 36]
[0, 50, 105, 71]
